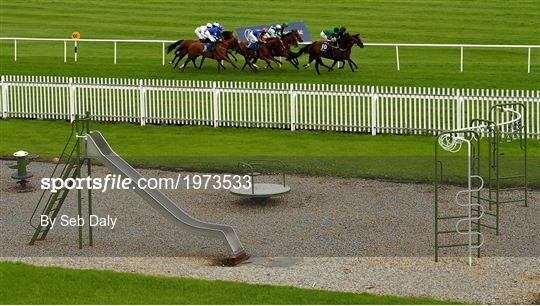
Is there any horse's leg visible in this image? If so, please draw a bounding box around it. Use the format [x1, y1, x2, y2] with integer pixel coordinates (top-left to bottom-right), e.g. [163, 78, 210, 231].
[243, 56, 257, 71]
[180, 56, 193, 72]
[287, 58, 299, 69]
[314, 58, 321, 75]
[272, 58, 283, 69]
[198, 57, 206, 69]
[348, 59, 355, 72]
[304, 54, 315, 69]
[350, 59, 358, 69]
[328, 60, 338, 72]
[174, 51, 188, 68]
[241, 59, 249, 71]
[318, 58, 332, 70]
[222, 56, 239, 69]
[169, 53, 177, 65]
[227, 51, 238, 61]
[262, 57, 273, 69]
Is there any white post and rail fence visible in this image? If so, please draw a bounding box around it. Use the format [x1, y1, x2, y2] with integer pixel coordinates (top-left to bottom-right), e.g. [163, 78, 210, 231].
[1, 75, 539, 138]
[1, 37, 538, 72]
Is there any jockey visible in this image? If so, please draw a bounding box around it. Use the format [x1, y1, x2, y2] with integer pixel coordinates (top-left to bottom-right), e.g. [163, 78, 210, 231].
[195, 23, 213, 41]
[246, 28, 268, 50]
[282, 21, 289, 32]
[267, 24, 283, 38]
[336, 26, 347, 40]
[320, 27, 340, 43]
[205, 25, 223, 43]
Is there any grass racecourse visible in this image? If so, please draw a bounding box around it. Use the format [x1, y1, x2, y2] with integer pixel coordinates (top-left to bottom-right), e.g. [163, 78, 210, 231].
[0, 0, 539, 89]
[0, 0, 539, 184]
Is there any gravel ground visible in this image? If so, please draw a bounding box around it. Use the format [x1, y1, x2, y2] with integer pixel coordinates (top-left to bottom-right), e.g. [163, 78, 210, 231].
[1, 160, 539, 304]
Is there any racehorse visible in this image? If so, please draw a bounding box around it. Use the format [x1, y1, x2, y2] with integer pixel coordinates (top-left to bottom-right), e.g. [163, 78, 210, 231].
[327, 33, 364, 71]
[237, 37, 286, 71]
[291, 33, 364, 74]
[179, 37, 240, 72]
[241, 30, 304, 70]
[167, 31, 236, 68]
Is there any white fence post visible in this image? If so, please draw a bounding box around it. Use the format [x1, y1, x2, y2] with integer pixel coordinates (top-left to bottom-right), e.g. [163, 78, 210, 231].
[162, 42, 165, 66]
[289, 83, 296, 131]
[527, 47, 531, 73]
[1, 76, 8, 118]
[395, 46, 400, 71]
[63, 40, 67, 63]
[69, 77, 75, 122]
[114, 41, 117, 64]
[14, 40, 17, 61]
[139, 80, 146, 126]
[456, 89, 462, 130]
[213, 81, 219, 127]
[371, 86, 378, 136]
[74, 40, 78, 62]
[460, 46, 464, 72]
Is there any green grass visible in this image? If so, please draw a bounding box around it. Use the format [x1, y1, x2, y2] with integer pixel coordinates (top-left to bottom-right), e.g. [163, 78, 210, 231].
[1, 0, 539, 89]
[1, 119, 538, 187]
[0, 262, 455, 304]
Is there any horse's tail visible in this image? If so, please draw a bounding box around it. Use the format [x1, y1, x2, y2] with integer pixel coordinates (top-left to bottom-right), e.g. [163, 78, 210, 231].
[290, 44, 310, 58]
[167, 40, 184, 54]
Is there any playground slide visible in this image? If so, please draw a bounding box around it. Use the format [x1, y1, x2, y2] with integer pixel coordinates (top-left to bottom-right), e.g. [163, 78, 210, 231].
[84, 131, 247, 259]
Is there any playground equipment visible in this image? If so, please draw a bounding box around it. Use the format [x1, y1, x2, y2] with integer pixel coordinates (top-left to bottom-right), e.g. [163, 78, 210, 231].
[8, 150, 38, 191]
[230, 159, 291, 199]
[29, 114, 248, 264]
[435, 103, 527, 265]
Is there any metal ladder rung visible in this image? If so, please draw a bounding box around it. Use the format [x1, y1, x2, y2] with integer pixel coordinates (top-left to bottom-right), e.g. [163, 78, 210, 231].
[437, 215, 470, 220]
[499, 198, 526, 204]
[437, 243, 482, 249]
[471, 221, 497, 230]
[471, 208, 497, 217]
[471, 195, 496, 203]
[498, 175, 525, 180]
[498, 186, 527, 192]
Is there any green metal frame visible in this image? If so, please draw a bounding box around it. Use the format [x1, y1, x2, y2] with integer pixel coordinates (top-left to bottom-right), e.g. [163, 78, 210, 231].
[29, 113, 94, 248]
[434, 102, 528, 262]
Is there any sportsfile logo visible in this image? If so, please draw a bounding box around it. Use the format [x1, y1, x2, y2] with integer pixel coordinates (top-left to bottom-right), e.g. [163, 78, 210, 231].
[41, 174, 252, 193]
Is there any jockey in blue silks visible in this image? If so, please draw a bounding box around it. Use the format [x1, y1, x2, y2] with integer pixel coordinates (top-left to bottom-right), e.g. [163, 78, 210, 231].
[246, 28, 268, 50]
[203, 25, 224, 52]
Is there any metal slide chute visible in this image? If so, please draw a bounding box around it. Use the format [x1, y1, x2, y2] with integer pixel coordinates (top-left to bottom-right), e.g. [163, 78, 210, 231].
[85, 130, 248, 261]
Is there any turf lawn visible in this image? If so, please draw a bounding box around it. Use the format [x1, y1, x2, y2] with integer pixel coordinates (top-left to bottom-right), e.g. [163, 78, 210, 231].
[1, 119, 538, 187]
[1, 0, 539, 89]
[0, 262, 455, 304]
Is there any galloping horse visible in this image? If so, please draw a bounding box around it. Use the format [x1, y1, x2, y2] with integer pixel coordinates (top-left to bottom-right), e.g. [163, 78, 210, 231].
[327, 33, 364, 71]
[237, 38, 285, 71]
[242, 30, 304, 70]
[281, 30, 304, 68]
[291, 33, 364, 74]
[167, 31, 236, 68]
[179, 37, 239, 72]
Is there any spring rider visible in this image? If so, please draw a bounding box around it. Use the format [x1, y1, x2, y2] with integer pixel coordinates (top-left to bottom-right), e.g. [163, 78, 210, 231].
[8, 150, 38, 191]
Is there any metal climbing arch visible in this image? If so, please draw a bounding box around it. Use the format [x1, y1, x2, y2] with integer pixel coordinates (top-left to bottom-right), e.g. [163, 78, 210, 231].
[434, 102, 528, 265]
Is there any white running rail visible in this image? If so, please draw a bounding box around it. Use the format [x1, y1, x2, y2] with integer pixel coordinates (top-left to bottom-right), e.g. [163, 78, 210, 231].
[1, 37, 539, 72]
[1, 75, 539, 138]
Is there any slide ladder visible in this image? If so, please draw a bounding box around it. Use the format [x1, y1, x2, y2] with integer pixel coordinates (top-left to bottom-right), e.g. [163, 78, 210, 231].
[29, 122, 86, 245]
